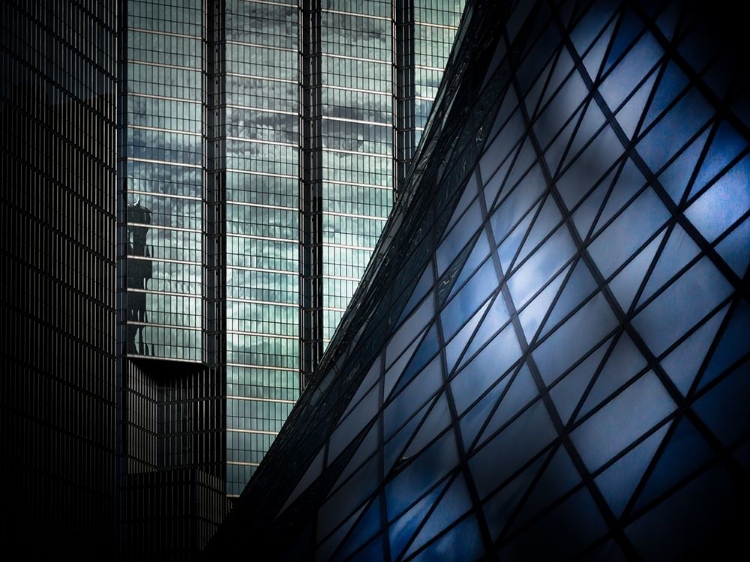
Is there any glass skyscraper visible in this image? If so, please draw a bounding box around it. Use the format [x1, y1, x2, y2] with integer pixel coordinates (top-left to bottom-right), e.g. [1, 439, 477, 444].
[1, 0, 117, 554]
[208, 0, 750, 559]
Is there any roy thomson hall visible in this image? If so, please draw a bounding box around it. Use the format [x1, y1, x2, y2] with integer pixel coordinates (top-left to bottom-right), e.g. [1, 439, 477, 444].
[1, 0, 750, 560]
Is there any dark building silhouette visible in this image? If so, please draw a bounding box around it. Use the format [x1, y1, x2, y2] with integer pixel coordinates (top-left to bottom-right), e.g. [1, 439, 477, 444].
[0, 0, 117, 554]
[207, 0, 750, 559]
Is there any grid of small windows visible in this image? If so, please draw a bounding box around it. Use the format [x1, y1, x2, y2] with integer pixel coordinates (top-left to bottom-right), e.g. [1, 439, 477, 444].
[121, 0, 204, 362]
[210, 0, 750, 559]
[222, 0, 301, 496]
[1, 0, 117, 551]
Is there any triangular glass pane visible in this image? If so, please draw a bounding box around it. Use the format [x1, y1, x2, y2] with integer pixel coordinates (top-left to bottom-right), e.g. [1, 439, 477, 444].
[329, 382, 379, 464]
[436, 199, 483, 276]
[543, 103, 585, 177]
[388, 479, 449, 559]
[571, 168, 615, 241]
[539, 48, 575, 113]
[485, 90, 520, 160]
[549, 337, 612, 423]
[594, 422, 670, 516]
[581, 19, 615, 80]
[441, 259, 497, 340]
[459, 367, 516, 450]
[660, 304, 729, 395]
[692, 360, 750, 447]
[656, 128, 710, 204]
[638, 224, 700, 305]
[491, 165, 546, 244]
[477, 364, 540, 448]
[460, 292, 512, 365]
[403, 392, 452, 459]
[539, 260, 598, 337]
[641, 62, 689, 132]
[438, 232, 481, 307]
[482, 113, 526, 183]
[331, 496, 382, 562]
[404, 474, 473, 558]
[340, 357, 381, 420]
[684, 155, 750, 243]
[503, 139, 539, 195]
[453, 324, 523, 416]
[594, 159, 647, 232]
[515, 195, 564, 265]
[391, 325, 441, 397]
[633, 418, 715, 513]
[483, 152, 515, 213]
[445, 298, 492, 374]
[608, 230, 665, 311]
[603, 9, 644, 73]
[519, 263, 571, 343]
[525, 55, 556, 119]
[385, 328, 428, 399]
[444, 171, 480, 235]
[655, 1, 681, 41]
[715, 217, 750, 277]
[570, 0, 618, 56]
[384, 400, 433, 473]
[508, 445, 582, 532]
[330, 422, 379, 495]
[578, 333, 648, 418]
[690, 121, 748, 199]
[279, 446, 326, 515]
[614, 71, 658, 139]
[482, 453, 549, 538]
[316, 504, 366, 561]
[408, 514, 484, 562]
[698, 299, 750, 390]
[446, 233, 491, 303]
[498, 206, 538, 273]
[560, 101, 606, 173]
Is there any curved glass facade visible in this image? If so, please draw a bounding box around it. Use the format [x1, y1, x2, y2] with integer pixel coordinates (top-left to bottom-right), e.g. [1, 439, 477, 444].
[208, 0, 750, 559]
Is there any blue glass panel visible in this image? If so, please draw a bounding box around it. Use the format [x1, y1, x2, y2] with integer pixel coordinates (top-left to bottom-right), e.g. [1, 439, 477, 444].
[460, 293, 512, 366]
[685, 155, 750, 243]
[507, 224, 577, 309]
[497, 204, 538, 272]
[631, 257, 733, 356]
[656, 129, 709, 204]
[660, 305, 728, 395]
[540, 259, 598, 337]
[715, 217, 750, 277]
[594, 159, 647, 231]
[570, 0, 618, 56]
[638, 224, 700, 304]
[519, 263, 571, 343]
[388, 479, 449, 559]
[693, 359, 750, 447]
[538, 49, 575, 114]
[559, 101, 606, 175]
[385, 328, 427, 399]
[603, 8, 644, 73]
[509, 446, 581, 531]
[580, 19, 614, 80]
[459, 367, 515, 452]
[480, 113, 526, 182]
[485, 89, 519, 161]
[408, 514, 484, 562]
[594, 423, 670, 516]
[444, 171, 479, 235]
[482, 453, 548, 539]
[451, 324, 523, 415]
[436, 199, 483, 276]
[691, 122, 747, 198]
[571, 168, 614, 240]
[625, 464, 742, 561]
[557, 125, 623, 210]
[341, 358, 381, 420]
[515, 195, 564, 265]
[331, 497, 382, 562]
[477, 364, 539, 448]
[579, 333, 647, 417]
[482, 153, 514, 213]
[588, 187, 670, 279]
[607, 230, 665, 311]
[384, 401, 432, 475]
[331, 423, 379, 495]
[384, 357, 442, 441]
[328, 383, 379, 463]
[280, 447, 325, 515]
[445, 299, 491, 374]
[634, 418, 715, 512]
[549, 338, 611, 423]
[447, 233, 491, 301]
[441, 259, 497, 340]
[637, 88, 712, 174]
[386, 291, 434, 369]
[613, 71, 658, 139]
[403, 393, 451, 458]
[571, 371, 675, 472]
[469, 399, 557, 499]
[385, 431, 458, 522]
[640, 62, 689, 132]
[533, 292, 618, 384]
[503, 140, 539, 196]
[404, 474, 472, 557]
[497, 488, 608, 561]
[316, 503, 366, 561]
[396, 266, 434, 328]
[601, 32, 662, 111]
[391, 326, 441, 397]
